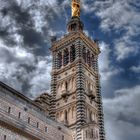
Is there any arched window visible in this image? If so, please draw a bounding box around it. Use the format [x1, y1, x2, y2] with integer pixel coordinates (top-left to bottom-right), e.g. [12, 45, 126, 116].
[65, 110, 68, 123]
[58, 52, 62, 68]
[87, 50, 91, 66]
[28, 117, 30, 124]
[72, 107, 74, 118]
[90, 129, 94, 138]
[82, 47, 86, 62]
[70, 45, 76, 62]
[45, 126, 48, 132]
[86, 130, 88, 138]
[4, 135, 6, 140]
[8, 107, 11, 113]
[18, 112, 21, 119]
[71, 23, 77, 31]
[62, 135, 65, 140]
[63, 49, 69, 66]
[65, 81, 68, 91]
[88, 83, 91, 93]
[37, 122, 39, 128]
[91, 54, 95, 69]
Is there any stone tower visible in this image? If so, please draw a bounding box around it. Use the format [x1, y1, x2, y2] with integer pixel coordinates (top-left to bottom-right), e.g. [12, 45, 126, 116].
[49, 0, 105, 140]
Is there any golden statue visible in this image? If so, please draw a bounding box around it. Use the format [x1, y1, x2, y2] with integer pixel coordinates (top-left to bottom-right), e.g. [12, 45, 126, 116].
[72, 0, 80, 17]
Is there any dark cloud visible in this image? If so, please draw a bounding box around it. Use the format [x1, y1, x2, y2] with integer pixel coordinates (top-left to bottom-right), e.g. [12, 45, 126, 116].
[20, 28, 43, 46]
[19, 64, 36, 73]
[0, 27, 17, 46]
[0, 47, 17, 63]
[12, 71, 32, 96]
[0, 0, 55, 97]
[1, 8, 8, 16]
[117, 113, 140, 127]
[2, 0, 31, 25]
[0, 28, 8, 36]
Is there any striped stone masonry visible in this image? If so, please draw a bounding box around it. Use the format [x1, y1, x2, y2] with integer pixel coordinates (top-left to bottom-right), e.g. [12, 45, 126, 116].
[50, 51, 58, 119]
[50, 28, 106, 140]
[75, 40, 86, 140]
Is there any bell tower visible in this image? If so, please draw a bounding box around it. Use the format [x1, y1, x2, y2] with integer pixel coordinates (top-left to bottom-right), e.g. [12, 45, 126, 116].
[49, 0, 105, 140]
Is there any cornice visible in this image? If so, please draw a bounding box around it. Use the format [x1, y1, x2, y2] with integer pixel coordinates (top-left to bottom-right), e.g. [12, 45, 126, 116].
[55, 101, 76, 112]
[51, 31, 100, 55]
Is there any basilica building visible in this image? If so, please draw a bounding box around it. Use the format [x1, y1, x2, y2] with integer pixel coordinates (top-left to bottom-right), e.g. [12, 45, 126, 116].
[0, 0, 105, 140]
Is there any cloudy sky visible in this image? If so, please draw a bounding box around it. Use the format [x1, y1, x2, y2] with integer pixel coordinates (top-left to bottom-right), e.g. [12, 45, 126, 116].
[0, 0, 140, 140]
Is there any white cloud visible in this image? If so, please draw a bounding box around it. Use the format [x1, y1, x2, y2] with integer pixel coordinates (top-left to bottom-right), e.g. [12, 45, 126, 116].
[103, 85, 140, 140]
[99, 42, 110, 71]
[93, 0, 140, 61]
[130, 65, 140, 73]
[94, 0, 140, 32]
[0, 38, 52, 98]
[0, 0, 65, 98]
[99, 42, 123, 82]
[29, 56, 52, 98]
[115, 40, 138, 61]
[81, 0, 94, 14]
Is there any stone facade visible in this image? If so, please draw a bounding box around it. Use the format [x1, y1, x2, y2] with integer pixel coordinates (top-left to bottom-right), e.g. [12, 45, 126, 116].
[48, 1, 106, 138]
[0, 1, 105, 140]
[49, 29, 103, 140]
[0, 82, 72, 140]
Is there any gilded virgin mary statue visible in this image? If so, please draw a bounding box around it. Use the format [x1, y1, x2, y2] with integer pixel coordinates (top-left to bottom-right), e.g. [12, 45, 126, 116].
[72, 0, 80, 17]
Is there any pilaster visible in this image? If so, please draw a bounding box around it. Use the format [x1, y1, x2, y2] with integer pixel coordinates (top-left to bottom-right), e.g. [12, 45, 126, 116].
[50, 51, 57, 119]
[75, 40, 86, 140]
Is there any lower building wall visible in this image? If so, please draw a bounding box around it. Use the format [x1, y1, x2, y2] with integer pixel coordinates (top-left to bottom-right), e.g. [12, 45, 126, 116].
[0, 125, 32, 140]
[0, 84, 73, 140]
